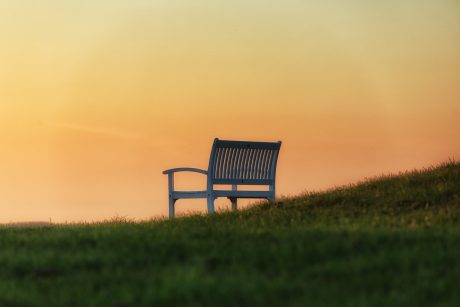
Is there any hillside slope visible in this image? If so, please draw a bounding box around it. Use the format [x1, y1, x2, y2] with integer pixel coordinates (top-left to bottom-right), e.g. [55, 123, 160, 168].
[0, 161, 459, 307]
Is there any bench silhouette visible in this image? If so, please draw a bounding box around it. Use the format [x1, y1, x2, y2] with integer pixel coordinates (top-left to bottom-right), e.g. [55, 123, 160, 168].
[163, 138, 282, 219]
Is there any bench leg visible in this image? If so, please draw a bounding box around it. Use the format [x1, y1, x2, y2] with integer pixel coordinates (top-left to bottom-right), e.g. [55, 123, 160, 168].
[269, 185, 276, 202]
[230, 198, 237, 211]
[169, 197, 176, 219]
[168, 173, 176, 219]
[207, 196, 215, 214]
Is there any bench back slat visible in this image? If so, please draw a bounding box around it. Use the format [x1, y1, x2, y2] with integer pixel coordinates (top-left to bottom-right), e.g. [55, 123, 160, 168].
[208, 139, 281, 185]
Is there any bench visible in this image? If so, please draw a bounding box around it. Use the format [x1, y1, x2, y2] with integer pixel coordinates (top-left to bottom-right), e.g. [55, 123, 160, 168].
[163, 138, 282, 219]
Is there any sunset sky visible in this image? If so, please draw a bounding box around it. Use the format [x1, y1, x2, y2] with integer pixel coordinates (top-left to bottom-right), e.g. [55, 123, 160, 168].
[1, 0, 459, 222]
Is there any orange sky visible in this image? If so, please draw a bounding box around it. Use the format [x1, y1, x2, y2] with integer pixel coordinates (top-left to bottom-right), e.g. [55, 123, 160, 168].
[1, 1, 459, 222]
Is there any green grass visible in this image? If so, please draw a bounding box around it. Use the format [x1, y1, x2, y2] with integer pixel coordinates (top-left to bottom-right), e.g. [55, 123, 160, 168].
[1, 161, 459, 307]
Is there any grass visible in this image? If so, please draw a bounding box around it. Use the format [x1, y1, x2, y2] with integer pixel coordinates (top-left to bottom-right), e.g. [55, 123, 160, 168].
[1, 161, 459, 307]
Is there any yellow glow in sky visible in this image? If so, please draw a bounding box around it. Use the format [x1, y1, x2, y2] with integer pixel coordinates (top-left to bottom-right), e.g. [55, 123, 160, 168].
[1, 0, 459, 222]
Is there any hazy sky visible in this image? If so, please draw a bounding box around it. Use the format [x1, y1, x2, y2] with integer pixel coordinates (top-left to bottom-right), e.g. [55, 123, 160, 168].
[1, 0, 459, 222]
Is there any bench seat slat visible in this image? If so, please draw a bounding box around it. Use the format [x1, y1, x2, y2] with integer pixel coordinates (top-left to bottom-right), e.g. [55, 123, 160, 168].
[213, 190, 273, 199]
[212, 178, 272, 185]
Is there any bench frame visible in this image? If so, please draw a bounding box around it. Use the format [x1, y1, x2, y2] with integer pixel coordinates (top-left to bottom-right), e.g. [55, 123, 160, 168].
[163, 138, 282, 219]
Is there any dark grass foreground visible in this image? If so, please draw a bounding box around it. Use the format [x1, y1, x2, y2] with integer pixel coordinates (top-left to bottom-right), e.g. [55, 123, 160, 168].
[1, 161, 459, 307]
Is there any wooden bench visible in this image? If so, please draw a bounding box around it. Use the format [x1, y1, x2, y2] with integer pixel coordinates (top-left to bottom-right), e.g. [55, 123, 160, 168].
[163, 138, 282, 219]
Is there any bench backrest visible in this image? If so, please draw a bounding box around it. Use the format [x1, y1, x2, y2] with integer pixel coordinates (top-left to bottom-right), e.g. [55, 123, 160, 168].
[208, 139, 282, 186]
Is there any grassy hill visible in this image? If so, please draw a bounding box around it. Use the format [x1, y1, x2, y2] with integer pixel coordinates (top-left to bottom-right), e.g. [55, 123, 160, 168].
[1, 161, 459, 307]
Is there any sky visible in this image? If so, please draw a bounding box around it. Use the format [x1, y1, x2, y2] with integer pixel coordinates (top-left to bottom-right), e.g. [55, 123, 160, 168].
[0, 0, 459, 223]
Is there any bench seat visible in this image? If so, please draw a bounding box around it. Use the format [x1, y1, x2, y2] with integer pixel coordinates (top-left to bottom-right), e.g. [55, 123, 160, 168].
[171, 191, 207, 199]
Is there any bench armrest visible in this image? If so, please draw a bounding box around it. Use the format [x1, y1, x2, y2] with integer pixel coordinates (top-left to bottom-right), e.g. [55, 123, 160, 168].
[162, 168, 208, 175]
